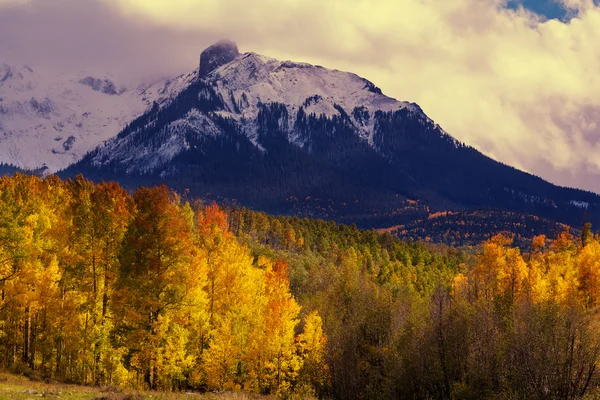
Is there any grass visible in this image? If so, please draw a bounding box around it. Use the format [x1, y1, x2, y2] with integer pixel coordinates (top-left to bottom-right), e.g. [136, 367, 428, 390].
[0, 371, 275, 400]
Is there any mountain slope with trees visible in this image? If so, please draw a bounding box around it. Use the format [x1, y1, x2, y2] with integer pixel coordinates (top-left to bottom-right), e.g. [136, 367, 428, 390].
[62, 41, 600, 242]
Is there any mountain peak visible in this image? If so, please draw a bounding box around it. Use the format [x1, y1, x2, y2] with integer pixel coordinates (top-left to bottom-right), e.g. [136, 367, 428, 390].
[199, 40, 239, 79]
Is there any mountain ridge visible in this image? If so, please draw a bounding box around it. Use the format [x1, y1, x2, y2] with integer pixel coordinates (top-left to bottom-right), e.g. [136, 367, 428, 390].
[72, 46, 454, 175]
[60, 40, 600, 240]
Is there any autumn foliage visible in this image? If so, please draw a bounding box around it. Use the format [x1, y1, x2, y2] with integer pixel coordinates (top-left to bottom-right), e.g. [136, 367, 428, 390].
[3, 174, 600, 399]
[226, 207, 600, 399]
[0, 174, 326, 396]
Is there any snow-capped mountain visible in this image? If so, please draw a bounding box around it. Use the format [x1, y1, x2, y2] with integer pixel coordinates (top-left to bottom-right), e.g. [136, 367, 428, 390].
[64, 40, 600, 231]
[0, 62, 195, 172]
[78, 40, 455, 173]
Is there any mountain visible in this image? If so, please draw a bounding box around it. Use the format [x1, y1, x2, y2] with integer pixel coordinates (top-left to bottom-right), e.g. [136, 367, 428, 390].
[62, 41, 600, 237]
[0, 62, 196, 173]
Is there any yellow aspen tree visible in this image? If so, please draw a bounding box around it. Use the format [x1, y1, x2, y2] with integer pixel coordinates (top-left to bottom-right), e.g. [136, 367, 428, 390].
[261, 259, 302, 396]
[526, 235, 550, 303]
[545, 231, 578, 303]
[577, 239, 600, 308]
[472, 235, 527, 304]
[200, 233, 259, 391]
[297, 310, 329, 396]
[203, 316, 244, 391]
[62, 177, 133, 384]
[113, 186, 207, 390]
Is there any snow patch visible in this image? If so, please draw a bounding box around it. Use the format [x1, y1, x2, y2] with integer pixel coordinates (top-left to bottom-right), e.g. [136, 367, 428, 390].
[0, 64, 195, 172]
[570, 200, 590, 209]
[198, 51, 447, 152]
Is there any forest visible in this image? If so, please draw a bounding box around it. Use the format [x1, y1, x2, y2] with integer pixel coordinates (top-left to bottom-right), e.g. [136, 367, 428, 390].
[66, 78, 600, 234]
[2, 173, 600, 399]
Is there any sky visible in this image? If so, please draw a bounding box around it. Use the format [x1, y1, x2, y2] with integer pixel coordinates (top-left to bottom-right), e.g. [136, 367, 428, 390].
[508, 0, 574, 19]
[1, 0, 600, 193]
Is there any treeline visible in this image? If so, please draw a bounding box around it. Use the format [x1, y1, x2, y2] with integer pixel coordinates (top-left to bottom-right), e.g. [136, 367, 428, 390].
[224, 206, 468, 293]
[391, 209, 574, 247]
[0, 174, 327, 396]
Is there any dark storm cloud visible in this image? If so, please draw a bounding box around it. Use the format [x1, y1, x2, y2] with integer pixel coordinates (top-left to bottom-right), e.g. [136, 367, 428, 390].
[0, 0, 214, 82]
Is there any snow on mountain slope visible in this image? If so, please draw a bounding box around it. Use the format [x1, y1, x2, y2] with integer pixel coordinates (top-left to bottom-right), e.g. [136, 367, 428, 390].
[80, 40, 461, 174]
[0, 62, 195, 172]
[204, 51, 424, 145]
[65, 41, 600, 236]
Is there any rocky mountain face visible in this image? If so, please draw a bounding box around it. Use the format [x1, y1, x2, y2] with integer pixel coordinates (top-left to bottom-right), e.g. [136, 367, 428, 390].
[199, 40, 240, 78]
[62, 41, 600, 235]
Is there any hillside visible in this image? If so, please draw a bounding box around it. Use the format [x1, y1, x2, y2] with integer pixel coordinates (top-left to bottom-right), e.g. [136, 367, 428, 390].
[62, 41, 600, 241]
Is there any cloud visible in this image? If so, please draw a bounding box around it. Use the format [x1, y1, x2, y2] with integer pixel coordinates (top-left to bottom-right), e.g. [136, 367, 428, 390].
[0, 0, 208, 82]
[2, 0, 600, 194]
[559, 0, 596, 11]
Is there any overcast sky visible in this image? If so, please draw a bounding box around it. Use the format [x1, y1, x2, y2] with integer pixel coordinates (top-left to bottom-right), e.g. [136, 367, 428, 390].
[1, 0, 600, 193]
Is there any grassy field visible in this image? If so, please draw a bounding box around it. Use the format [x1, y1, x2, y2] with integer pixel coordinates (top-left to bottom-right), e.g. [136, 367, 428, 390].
[0, 371, 274, 400]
